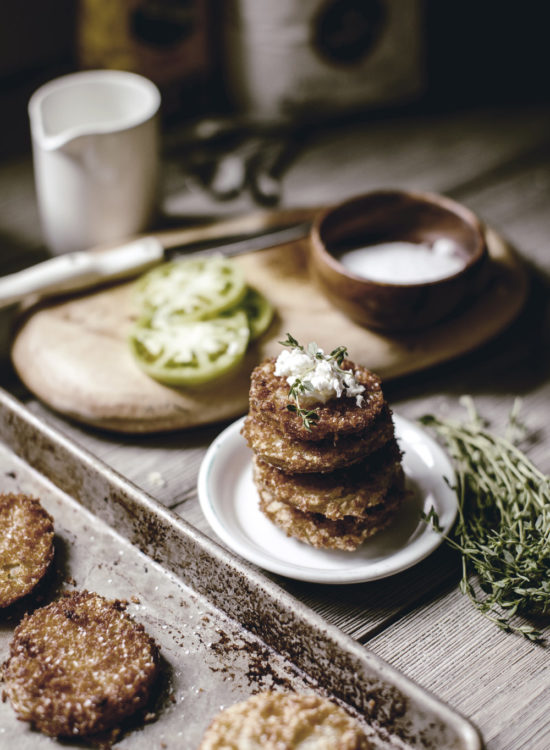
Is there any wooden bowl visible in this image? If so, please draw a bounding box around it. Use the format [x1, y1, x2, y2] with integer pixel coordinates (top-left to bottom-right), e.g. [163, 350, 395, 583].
[310, 190, 489, 332]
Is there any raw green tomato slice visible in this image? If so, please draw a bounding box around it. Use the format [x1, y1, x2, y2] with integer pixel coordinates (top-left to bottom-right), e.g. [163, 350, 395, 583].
[234, 287, 274, 340]
[135, 257, 247, 321]
[129, 310, 250, 385]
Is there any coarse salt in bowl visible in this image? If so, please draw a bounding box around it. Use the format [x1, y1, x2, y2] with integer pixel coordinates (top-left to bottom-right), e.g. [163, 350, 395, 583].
[310, 189, 489, 332]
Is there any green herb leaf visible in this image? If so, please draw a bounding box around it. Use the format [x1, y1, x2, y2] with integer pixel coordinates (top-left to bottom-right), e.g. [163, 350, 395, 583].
[329, 345, 348, 366]
[421, 506, 444, 533]
[279, 333, 302, 350]
[297, 408, 320, 432]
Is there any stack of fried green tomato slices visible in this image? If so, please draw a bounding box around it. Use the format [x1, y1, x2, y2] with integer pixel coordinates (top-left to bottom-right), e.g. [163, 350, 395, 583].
[129, 256, 273, 385]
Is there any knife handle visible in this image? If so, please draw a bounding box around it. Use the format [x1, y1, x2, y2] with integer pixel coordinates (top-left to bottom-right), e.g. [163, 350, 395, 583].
[0, 237, 163, 309]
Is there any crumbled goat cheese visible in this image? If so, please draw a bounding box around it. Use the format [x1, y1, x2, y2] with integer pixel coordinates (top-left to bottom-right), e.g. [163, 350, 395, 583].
[275, 345, 365, 406]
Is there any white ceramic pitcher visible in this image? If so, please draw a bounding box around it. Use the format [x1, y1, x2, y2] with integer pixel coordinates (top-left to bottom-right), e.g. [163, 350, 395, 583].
[28, 70, 161, 255]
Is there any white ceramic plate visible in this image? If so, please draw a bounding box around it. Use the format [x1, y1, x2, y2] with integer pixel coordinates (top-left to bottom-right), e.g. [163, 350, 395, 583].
[198, 414, 457, 584]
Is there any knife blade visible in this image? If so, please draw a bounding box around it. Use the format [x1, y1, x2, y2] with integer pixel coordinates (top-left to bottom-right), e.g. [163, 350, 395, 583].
[0, 221, 311, 309]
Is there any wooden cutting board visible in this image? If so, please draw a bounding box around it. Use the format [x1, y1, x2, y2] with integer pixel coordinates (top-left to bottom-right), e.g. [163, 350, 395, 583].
[11, 226, 527, 433]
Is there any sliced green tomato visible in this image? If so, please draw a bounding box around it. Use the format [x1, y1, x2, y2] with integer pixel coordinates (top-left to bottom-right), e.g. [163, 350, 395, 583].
[227, 287, 274, 340]
[135, 257, 247, 322]
[129, 310, 250, 386]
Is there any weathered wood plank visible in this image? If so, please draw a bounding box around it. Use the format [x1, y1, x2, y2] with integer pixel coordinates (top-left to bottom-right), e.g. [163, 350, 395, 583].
[281, 107, 550, 205]
[367, 586, 550, 750]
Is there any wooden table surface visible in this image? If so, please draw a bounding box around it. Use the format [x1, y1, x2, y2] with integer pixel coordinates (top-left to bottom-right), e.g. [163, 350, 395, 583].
[2, 103, 550, 749]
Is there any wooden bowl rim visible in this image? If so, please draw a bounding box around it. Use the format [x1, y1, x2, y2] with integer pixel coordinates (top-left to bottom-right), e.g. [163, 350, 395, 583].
[310, 188, 488, 291]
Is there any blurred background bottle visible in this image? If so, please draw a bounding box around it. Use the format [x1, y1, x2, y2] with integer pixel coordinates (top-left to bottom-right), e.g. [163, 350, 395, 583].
[220, 0, 425, 123]
[2, 0, 550, 159]
[76, 0, 215, 116]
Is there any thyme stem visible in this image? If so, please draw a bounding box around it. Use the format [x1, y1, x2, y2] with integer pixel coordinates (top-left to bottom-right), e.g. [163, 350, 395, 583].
[420, 398, 550, 641]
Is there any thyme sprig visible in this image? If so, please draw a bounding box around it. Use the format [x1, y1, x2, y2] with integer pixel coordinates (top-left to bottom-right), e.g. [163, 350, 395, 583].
[420, 396, 550, 641]
[278, 334, 349, 431]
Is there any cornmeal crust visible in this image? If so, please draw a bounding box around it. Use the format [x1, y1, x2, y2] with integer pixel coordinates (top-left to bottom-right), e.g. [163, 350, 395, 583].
[258, 486, 405, 551]
[253, 440, 403, 519]
[2, 590, 160, 739]
[248, 357, 385, 442]
[0, 493, 54, 608]
[242, 406, 395, 474]
[198, 691, 371, 750]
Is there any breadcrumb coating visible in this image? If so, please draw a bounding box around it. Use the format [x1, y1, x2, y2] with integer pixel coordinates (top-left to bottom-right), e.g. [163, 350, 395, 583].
[198, 691, 371, 749]
[0, 493, 54, 608]
[249, 357, 385, 442]
[245, 351, 406, 550]
[258, 485, 405, 551]
[253, 440, 403, 519]
[242, 406, 395, 474]
[2, 590, 160, 738]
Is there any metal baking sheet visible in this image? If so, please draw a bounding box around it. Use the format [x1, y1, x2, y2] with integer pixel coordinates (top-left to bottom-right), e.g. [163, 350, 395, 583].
[0, 388, 483, 749]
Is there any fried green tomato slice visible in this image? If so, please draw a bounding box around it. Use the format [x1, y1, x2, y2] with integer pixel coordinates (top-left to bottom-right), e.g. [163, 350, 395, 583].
[129, 310, 250, 385]
[135, 256, 247, 322]
[248, 357, 386, 442]
[0, 493, 54, 608]
[2, 591, 160, 739]
[198, 691, 371, 749]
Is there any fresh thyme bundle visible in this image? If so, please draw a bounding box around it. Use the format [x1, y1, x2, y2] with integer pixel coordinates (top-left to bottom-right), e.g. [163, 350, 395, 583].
[421, 397, 550, 640]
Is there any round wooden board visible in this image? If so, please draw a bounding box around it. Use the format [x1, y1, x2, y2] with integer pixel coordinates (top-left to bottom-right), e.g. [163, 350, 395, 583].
[11, 227, 528, 433]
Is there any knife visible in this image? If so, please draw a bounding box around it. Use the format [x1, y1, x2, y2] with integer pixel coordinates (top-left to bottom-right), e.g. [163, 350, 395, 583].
[0, 221, 311, 310]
